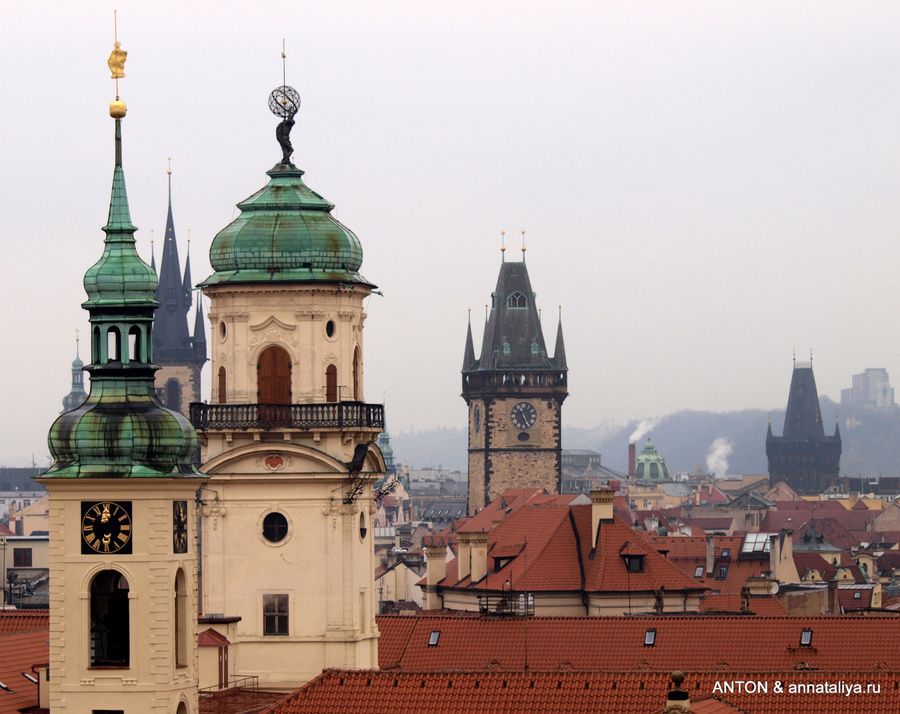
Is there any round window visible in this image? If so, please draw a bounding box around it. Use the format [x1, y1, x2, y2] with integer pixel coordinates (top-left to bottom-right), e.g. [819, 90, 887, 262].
[262, 512, 289, 543]
[325, 320, 336, 338]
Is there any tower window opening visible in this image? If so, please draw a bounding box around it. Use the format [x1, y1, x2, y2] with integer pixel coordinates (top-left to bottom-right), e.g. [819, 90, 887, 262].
[89, 570, 130, 667]
[218, 366, 227, 404]
[326, 364, 338, 402]
[507, 292, 527, 308]
[353, 347, 360, 401]
[165, 378, 182, 412]
[174, 569, 188, 667]
[107, 327, 121, 362]
[93, 326, 101, 363]
[128, 327, 141, 363]
[326, 320, 336, 338]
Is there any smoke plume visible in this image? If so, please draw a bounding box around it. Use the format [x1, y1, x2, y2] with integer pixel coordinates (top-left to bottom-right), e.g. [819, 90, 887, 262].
[705, 437, 733, 479]
[629, 417, 660, 444]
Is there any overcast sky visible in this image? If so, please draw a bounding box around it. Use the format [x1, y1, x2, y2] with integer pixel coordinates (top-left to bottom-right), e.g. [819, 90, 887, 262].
[2, 1, 899, 466]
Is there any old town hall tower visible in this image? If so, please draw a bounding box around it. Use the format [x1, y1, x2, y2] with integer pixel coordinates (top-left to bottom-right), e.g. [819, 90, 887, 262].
[462, 248, 568, 513]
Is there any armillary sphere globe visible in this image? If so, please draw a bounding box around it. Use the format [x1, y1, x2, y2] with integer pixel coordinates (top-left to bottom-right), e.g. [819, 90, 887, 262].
[268, 85, 301, 118]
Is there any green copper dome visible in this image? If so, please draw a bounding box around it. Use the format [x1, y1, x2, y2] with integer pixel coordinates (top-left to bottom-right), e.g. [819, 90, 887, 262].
[203, 162, 371, 286]
[44, 119, 202, 480]
[635, 438, 670, 482]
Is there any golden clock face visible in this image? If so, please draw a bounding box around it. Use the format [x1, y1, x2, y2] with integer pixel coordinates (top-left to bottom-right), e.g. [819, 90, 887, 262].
[81, 501, 132, 555]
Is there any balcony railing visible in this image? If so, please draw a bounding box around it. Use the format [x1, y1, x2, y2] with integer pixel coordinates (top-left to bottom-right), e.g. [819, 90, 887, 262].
[189, 401, 384, 431]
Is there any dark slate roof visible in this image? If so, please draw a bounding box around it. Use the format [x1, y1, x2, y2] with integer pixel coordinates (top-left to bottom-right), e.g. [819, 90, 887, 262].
[469, 260, 561, 371]
[769, 363, 839, 443]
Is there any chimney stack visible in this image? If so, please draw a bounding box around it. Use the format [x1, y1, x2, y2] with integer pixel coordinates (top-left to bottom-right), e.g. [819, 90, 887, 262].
[828, 578, 841, 614]
[591, 489, 615, 546]
[705, 534, 715, 576]
[663, 671, 691, 711]
[628, 443, 637, 477]
[424, 538, 448, 610]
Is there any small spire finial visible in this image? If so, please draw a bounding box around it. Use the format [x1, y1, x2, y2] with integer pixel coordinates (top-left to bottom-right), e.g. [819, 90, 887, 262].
[500, 230, 506, 262]
[75, 329, 80, 359]
[167, 157, 172, 176]
[521, 229, 526, 261]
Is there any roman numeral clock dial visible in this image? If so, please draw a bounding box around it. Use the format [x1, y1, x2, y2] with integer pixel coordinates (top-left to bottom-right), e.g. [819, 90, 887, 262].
[510, 401, 537, 430]
[81, 501, 133, 555]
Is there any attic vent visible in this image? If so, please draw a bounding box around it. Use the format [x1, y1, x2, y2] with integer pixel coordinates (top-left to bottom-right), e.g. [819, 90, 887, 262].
[800, 629, 813, 647]
[428, 630, 440, 647]
[644, 629, 657, 647]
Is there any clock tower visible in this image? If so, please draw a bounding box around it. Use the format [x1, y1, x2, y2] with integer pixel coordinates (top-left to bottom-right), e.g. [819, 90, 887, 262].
[462, 250, 568, 513]
[40, 46, 204, 714]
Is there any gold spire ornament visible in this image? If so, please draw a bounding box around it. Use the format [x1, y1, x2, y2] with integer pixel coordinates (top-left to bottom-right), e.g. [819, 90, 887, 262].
[108, 12, 127, 118]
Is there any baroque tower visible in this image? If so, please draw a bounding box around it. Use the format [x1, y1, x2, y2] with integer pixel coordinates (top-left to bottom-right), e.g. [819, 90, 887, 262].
[190, 84, 384, 689]
[153, 167, 207, 415]
[462, 249, 568, 514]
[40, 51, 204, 714]
[60, 333, 88, 413]
[766, 357, 841, 494]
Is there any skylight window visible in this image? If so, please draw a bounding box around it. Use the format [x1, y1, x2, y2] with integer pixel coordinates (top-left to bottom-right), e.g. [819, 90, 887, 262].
[694, 566, 704, 578]
[800, 629, 813, 647]
[644, 629, 657, 647]
[741, 533, 774, 554]
[428, 631, 440, 647]
[716, 565, 728, 580]
[721, 548, 731, 558]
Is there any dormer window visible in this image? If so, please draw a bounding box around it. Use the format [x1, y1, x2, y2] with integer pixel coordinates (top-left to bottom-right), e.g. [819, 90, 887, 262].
[507, 292, 527, 309]
[716, 565, 728, 580]
[623, 555, 645, 573]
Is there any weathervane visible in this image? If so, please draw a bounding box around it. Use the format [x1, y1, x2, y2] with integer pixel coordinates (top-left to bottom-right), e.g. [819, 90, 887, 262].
[268, 40, 301, 164]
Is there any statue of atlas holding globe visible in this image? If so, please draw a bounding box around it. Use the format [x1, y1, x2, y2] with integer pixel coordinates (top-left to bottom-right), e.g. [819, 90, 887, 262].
[269, 84, 301, 165]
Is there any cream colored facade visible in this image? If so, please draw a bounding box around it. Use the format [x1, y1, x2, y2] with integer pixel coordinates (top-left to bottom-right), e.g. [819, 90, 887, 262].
[198, 282, 383, 691]
[40, 477, 200, 714]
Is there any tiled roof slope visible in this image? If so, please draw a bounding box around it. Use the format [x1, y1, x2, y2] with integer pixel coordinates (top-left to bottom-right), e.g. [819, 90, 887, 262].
[261, 669, 900, 714]
[441, 507, 704, 596]
[0, 609, 49, 635]
[0, 630, 48, 712]
[376, 613, 900, 672]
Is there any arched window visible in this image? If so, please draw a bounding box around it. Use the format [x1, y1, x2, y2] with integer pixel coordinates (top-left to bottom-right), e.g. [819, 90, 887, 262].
[128, 326, 141, 363]
[165, 379, 182, 412]
[218, 366, 227, 404]
[325, 364, 338, 403]
[174, 569, 187, 667]
[257, 346, 292, 404]
[90, 570, 130, 667]
[107, 327, 121, 362]
[352, 347, 360, 401]
[507, 292, 527, 309]
[93, 326, 102, 363]
[177, 702, 188, 714]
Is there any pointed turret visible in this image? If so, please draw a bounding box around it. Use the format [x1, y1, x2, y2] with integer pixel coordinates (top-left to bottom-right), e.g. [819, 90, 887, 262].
[152, 167, 207, 414]
[462, 314, 476, 371]
[554, 315, 567, 371]
[61, 333, 88, 413]
[192, 293, 206, 352]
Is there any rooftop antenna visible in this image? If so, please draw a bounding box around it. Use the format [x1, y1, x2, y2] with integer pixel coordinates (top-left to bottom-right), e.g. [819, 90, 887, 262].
[282, 39, 287, 88]
[500, 230, 506, 263]
[75, 329, 80, 360]
[521, 229, 526, 262]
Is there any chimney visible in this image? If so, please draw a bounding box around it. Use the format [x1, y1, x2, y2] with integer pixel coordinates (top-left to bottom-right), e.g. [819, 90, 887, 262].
[663, 671, 691, 711]
[424, 539, 447, 610]
[769, 530, 798, 583]
[456, 533, 472, 582]
[828, 578, 840, 614]
[469, 531, 489, 583]
[590, 489, 614, 546]
[628, 443, 637, 477]
[705, 534, 715, 576]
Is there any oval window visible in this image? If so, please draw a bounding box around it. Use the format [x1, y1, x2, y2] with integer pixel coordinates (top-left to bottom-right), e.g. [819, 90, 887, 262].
[219, 321, 227, 340]
[262, 512, 289, 543]
[326, 320, 336, 338]
[359, 511, 367, 541]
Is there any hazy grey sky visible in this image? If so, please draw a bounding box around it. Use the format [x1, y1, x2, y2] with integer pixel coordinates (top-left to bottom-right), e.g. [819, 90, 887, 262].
[2, 1, 899, 465]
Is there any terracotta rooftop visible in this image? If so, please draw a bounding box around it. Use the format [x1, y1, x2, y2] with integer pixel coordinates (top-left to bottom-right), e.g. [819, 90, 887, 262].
[0, 629, 48, 712]
[376, 613, 900, 673]
[0, 608, 49, 635]
[259, 669, 900, 714]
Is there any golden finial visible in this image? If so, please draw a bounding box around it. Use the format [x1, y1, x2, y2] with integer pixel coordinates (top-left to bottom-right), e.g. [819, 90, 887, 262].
[108, 11, 127, 118]
[188, 228, 192, 244]
[167, 157, 172, 175]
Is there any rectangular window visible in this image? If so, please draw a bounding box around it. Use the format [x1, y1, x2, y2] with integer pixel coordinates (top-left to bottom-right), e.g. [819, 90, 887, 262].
[13, 548, 32, 567]
[694, 566, 704, 578]
[264, 594, 289, 636]
[644, 629, 657, 646]
[716, 565, 728, 580]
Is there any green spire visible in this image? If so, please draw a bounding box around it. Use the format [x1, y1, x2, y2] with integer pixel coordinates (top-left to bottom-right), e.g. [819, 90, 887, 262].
[45, 119, 202, 480]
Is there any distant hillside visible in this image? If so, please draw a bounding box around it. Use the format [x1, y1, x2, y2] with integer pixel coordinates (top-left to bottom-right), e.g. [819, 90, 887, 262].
[390, 400, 900, 478]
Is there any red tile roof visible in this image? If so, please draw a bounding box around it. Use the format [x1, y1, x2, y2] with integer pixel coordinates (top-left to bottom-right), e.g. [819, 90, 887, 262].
[376, 613, 900, 673]
[0, 609, 49, 636]
[0, 522, 14, 536]
[699, 594, 787, 615]
[0, 629, 48, 712]
[259, 669, 900, 714]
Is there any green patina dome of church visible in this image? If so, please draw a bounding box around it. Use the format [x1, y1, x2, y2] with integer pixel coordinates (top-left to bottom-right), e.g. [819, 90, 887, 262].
[203, 162, 370, 286]
[635, 438, 670, 482]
